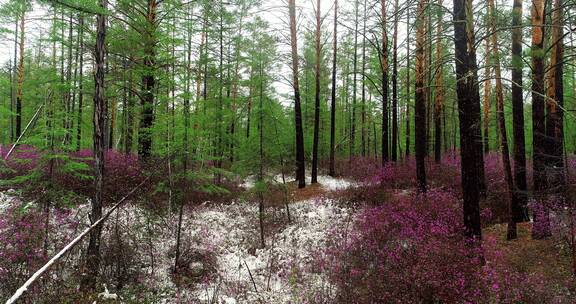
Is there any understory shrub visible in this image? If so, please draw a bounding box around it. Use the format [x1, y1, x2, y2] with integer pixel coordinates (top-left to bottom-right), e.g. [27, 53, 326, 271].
[316, 189, 569, 303]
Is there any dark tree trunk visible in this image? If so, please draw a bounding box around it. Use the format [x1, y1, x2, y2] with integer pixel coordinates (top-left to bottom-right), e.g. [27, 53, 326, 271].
[15, 11, 25, 139]
[138, 0, 158, 159]
[531, 0, 550, 239]
[415, 0, 427, 192]
[289, 0, 306, 188]
[488, 0, 517, 239]
[511, 0, 529, 222]
[311, 0, 321, 184]
[453, 0, 483, 239]
[405, 5, 411, 158]
[482, 38, 491, 155]
[391, 0, 399, 162]
[329, 0, 338, 177]
[545, 0, 566, 196]
[350, 0, 359, 161]
[82, 0, 107, 291]
[381, 0, 389, 165]
[76, 16, 84, 151]
[361, 0, 367, 157]
[433, 0, 444, 164]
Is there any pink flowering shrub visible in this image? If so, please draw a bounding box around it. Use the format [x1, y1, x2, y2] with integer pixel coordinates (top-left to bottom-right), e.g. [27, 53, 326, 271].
[319, 189, 488, 303]
[0, 206, 47, 297]
[316, 189, 569, 303]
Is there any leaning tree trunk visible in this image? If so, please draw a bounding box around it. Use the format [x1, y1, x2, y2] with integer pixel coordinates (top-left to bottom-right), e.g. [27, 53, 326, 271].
[311, 0, 321, 184]
[511, 0, 529, 222]
[81, 0, 107, 291]
[488, 0, 517, 240]
[288, 0, 306, 188]
[531, 0, 550, 239]
[415, 0, 427, 192]
[453, 0, 483, 239]
[329, 0, 338, 177]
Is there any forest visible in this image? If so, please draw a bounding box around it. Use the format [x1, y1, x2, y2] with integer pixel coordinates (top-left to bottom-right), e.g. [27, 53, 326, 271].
[0, 0, 575, 302]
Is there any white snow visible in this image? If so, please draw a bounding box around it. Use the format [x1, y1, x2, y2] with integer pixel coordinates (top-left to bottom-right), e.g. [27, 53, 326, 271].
[181, 198, 351, 303]
[0, 190, 16, 213]
[243, 174, 357, 192]
[0, 174, 356, 303]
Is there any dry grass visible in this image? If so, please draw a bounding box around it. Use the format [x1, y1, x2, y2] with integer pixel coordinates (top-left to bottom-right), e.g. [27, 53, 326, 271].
[484, 222, 574, 285]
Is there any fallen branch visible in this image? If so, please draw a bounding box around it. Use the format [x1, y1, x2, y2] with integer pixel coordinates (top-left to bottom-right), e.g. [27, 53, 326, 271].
[3, 102, 45, 162]
[5, 176, 150, 304]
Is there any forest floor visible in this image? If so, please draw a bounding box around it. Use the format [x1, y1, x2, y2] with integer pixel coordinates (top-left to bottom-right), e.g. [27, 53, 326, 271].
[1, 173, 574, 303]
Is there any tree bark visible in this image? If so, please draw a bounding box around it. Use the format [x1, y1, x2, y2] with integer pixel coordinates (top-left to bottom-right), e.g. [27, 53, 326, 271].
[392, 0, 399, 162]
[138, 0, 158, 159]
[15, 10, 25, 139]
[311, 0, 321, 184]
[288, 0, 306, 188]
[488, 0, 517, 239]
[405, 5, 411, 158]
[433, 0, 444, 164]
[381, 0, 389, 165]
[545, 0, 566, 196]
[531, 0, 550, 239]
[511, 0, 529, 222]
[329, 0, 338, 177]
[82, 0, 107, 291]
[453, 0, 483, 239]
[415, 0, 427, 192]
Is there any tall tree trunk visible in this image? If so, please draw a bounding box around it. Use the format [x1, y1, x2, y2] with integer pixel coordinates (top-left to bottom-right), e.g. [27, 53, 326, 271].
[258, 62, 266, 248]
[64, 14, 74, 146]
[381, 0, 389, 165]
[350, 0, 359, 161]
[288, 0, 306, 188]
[76, 16, 84, 151]
[82, 0, 107, 291]
[329, 0, 338, 177]
[391, 0, 399, 162]
[531, 0, 550, 239]
[415, 0, 427, 192]
[433, 0, 444, 163]
[138, 0, 158, 159]
[311, 0, 321, 184]
[453, 0, 483, 239]
[511, 0, 529, 222]
[545, 0, 566, 195]
[405, 5, 411, 158]
[482, 38, 491, 155]
[15, 11, 25, 139]
[125, 59, 135, 154]
[361, 0, 368, 157]
[10, 14, 18, 142]
[109, 96, 116, 149]
[488, 0, 517, 239]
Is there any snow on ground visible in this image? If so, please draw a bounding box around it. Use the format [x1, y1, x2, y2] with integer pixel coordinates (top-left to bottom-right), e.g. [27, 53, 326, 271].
[0, 189, 17, 213]
[242, 174, 357, 192]
[0, 174, 356, 303]
[182, 198, 352, 303]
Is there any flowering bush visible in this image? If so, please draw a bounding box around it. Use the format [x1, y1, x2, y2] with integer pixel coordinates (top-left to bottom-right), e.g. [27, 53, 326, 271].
[316, 189, 570, 303]
[0, 205, 47, 298]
